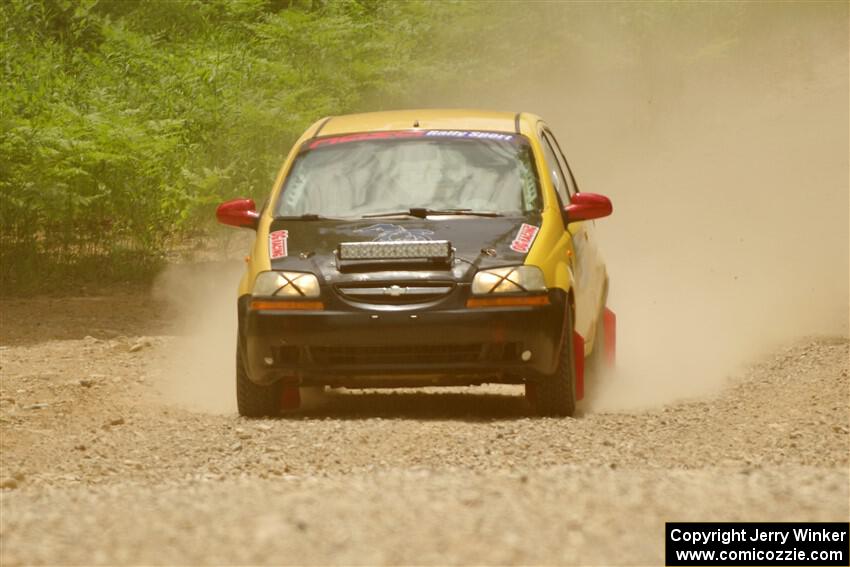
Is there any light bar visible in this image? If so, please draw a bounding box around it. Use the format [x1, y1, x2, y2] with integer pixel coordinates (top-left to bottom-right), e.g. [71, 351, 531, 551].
[338, 240, 452, 261]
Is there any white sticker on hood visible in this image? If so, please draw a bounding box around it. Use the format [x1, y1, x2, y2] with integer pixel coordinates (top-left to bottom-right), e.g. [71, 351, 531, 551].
[269, 230, 288, 259]
[510, 223, 539, 254]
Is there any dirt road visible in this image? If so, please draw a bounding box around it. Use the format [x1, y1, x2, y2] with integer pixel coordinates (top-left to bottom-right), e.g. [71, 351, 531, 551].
[0, 291, 848, 565]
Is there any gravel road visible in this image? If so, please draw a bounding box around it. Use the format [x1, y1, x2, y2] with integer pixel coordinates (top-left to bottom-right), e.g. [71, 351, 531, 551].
[1, 292, 848, 565]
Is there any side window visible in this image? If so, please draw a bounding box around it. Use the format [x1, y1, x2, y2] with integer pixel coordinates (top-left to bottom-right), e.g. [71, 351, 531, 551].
[539, 132, 570, 206]
[544, 129, 579, 196]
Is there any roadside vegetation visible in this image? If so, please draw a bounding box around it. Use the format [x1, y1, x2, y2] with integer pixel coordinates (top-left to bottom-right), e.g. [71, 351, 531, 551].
[0, 0, 488, 291]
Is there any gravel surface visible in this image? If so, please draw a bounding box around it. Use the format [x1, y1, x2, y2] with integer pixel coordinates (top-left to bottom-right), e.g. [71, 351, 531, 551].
[1, 294, 848, 565]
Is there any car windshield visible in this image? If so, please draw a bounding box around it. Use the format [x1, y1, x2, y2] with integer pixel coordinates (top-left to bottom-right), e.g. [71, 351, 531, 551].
[275, 131, 541, 218]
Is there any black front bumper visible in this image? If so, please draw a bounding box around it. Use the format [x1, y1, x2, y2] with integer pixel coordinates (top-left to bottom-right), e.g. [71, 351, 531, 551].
[240, 288, 567, 386]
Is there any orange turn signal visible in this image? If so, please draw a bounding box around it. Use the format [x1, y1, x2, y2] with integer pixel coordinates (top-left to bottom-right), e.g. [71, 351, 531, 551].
[249, 300, 324, 311]
[466, 295, 550, 308]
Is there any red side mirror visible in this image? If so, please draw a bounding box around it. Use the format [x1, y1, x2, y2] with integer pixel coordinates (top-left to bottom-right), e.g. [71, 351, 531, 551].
[216, 198, 259, 229]
[564, 192, 613, 223]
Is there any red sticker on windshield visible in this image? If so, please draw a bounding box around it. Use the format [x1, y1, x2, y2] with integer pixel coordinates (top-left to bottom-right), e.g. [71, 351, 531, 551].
[510, 224, 539, 253]
[269, 230, 288, 259]
[308, 130, 426, 150]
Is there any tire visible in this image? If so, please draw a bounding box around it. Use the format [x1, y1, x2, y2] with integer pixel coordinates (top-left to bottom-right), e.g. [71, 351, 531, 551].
[528, 304, 577, 417]
[236, 336, 282, 418]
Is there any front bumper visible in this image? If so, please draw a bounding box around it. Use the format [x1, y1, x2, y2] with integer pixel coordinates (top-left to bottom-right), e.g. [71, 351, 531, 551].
[241, 288, 567, 386]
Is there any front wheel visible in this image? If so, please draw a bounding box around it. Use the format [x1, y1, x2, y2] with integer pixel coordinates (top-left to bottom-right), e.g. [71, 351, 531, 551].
[527, 306, 578, 417]
[236, 339, 283, 418]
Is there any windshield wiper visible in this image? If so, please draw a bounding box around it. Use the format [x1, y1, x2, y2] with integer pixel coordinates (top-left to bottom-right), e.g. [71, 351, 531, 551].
[274, 213, 337, 221]
[362, 208, 504, 219]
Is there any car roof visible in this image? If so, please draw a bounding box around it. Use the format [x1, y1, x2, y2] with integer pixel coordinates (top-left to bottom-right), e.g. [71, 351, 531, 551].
[313, 109, 539, 137]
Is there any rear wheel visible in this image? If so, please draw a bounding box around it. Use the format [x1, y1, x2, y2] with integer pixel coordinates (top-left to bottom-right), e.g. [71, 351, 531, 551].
[236, 338, 283, 418]
[528, 305, 577, 417]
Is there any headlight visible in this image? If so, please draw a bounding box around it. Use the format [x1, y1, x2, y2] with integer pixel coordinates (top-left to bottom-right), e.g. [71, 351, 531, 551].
[252, 271, 320, 298]
[471, 266, 546, 295]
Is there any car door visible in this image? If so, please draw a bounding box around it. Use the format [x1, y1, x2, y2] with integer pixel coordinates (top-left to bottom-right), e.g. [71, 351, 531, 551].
[539, 126, 604, 343]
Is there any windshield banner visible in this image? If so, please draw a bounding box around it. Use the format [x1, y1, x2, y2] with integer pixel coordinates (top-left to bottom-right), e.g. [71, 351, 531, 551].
[308, 130, 520, 151]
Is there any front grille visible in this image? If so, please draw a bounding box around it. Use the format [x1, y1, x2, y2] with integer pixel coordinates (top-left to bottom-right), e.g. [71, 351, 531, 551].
[311, 344, 483, 366]
[335, 282, 454, 304]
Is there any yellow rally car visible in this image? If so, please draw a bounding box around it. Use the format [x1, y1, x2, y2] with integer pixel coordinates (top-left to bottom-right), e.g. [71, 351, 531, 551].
[217, 109, 616, 417]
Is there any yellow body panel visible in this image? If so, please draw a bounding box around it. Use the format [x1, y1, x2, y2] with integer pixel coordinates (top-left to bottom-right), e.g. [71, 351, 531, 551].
[518, 113, 607, 351]
[318, 109, 519, 136]
[238, 118, 329, 296]
[517, 112, 573, 291]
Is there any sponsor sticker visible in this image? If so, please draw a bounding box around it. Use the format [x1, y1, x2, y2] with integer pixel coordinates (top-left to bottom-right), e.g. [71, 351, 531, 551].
[308, 130, 426, 150]
[269, 230, 288, 259]
[510, 223, 539, 253]
[425, 130, 514, 142]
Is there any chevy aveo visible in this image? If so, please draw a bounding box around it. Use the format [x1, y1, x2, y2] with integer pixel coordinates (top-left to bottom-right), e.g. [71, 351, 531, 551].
[217, 109, 616, 417]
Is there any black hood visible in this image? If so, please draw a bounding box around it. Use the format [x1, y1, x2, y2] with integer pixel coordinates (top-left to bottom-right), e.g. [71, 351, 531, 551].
[268, 214, 542, 285]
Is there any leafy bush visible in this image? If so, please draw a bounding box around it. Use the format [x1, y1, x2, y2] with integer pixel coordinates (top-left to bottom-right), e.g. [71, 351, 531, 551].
[0, 0, 479, 291]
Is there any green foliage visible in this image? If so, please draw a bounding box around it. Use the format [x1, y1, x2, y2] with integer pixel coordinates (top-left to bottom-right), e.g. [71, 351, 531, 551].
[0, 0, 477, 292]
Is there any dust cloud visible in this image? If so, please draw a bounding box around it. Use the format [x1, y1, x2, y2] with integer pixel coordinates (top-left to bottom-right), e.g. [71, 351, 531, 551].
[151, 260, 246, 414]
[423, 2, 849, 409]
[154, 3, 848, 414]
